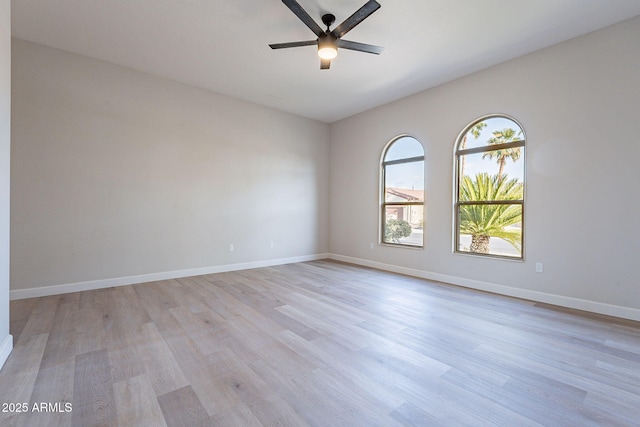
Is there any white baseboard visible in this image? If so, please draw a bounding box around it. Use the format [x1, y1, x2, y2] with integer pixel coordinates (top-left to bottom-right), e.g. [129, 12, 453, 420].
[0, 334, 13, 370]
[10, 253, 330, 300]
[329, 253, 640, 322]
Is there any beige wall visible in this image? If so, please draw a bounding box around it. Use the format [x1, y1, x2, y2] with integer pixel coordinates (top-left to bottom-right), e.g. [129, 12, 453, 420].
[1, 0, 11, 367]
[11, 39, 329, 292]
[329, 16, 640, 319]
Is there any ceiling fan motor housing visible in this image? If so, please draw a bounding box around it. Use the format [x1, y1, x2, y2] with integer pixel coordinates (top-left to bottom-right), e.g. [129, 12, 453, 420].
[322, 13, 336, 29]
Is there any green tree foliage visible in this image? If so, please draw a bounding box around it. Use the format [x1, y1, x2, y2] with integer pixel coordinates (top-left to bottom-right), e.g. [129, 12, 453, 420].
[459, 121, 487, 177]
[482, 128, 522, 179]
[459, 173, 523, 254]
[384, 219, 412, 243]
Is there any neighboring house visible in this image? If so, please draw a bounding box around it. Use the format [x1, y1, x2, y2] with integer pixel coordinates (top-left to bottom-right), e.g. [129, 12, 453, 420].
[385, 188, 424, 227]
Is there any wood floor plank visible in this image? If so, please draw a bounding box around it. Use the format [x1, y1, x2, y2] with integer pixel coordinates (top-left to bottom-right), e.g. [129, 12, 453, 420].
[2, 260, 639, 425]
[113, 374, 166, 427]
[167, 307, 229, 356]
[149, 312, 208, 381]
[389, 400, 444, 427]
[210, 275, 324, 340]
[582, 390, 640, 426]
[99, 288, 152, 384]
[157, 386, 210, 427]
[132, 281, 181, 322]
[135, 322, 189, 396]
[15, 296, 59, 344]
[39, 296, 79, 371]
[168, 278, 214, 314]
[209, 348, 308, 426]
[277, 330, 406, 411]
[22, 300, 78, 427]
[20, 363, 75, 427]
[186, 348, 254, 416]
[0, 333, 49, 425]
[206, 405, 263, 426]
[74, 305, 107, 357]
[8, 298, 38, 344]
[473, 342, 640, 409]
[276, 303, 369, 351]
[106, 345, 147, 386]
[72, 349, 117, 427]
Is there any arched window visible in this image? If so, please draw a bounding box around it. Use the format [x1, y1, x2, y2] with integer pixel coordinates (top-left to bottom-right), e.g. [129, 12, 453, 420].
[454, 115, 525, 259]
[381, 136, 425, 247]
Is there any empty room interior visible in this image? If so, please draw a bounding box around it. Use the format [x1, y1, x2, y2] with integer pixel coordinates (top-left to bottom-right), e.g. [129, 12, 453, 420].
[1, 1, 640, 426]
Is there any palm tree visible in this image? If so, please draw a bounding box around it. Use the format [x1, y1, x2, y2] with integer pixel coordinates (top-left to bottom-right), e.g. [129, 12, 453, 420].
[482, 128, 522, 179]
[459, 121, 487, 176]
[459, 173, 523, 254]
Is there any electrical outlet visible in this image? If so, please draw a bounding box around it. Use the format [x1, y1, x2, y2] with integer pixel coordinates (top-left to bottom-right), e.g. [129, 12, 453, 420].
[369, 242, 375, 249]
[269, 241, 274, 249]
[229, 244, 234, 252]
[535, 262, 543, 273]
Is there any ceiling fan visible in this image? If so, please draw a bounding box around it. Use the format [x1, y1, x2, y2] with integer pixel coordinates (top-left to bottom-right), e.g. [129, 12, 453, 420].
[269, 0, 383, 69]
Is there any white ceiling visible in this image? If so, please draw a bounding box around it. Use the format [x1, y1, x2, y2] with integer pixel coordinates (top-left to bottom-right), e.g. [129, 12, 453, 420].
[11, 0, 640, 123]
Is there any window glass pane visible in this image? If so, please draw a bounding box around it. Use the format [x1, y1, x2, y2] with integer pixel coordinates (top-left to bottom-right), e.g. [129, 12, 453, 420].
[384, 136, 424, 161]
[385, 160, 424, 202]
[384, 205, 424, 246]
[458, 204, 522, 258]
[381, 135, 425, 248]
[458, 162, 524, 202]
[454, 114, 525, 259]
[459, 117, 524, 151]
[458, 148, 524, 192]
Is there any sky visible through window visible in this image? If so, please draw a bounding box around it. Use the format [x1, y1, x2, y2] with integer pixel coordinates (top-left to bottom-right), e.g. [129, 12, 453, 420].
[384, 137, 424, 190]
[461, 117, 524, 181]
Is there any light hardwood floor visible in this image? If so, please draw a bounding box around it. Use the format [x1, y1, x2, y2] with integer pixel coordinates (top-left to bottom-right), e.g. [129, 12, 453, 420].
[1, 260, 640, 426]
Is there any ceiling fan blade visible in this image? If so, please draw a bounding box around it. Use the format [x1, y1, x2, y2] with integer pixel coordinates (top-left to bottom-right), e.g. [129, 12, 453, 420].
[269, 40, 318, 50]
[337, 39, 383, 55]
[332, 0, 381, 38]
[320, 58, 331, 70]
[281, 0, 325, 38]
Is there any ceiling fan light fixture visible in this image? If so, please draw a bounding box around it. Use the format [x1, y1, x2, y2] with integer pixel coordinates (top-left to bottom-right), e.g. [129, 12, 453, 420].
[318, 46, 338, 60]
[318, 37, 338, 59]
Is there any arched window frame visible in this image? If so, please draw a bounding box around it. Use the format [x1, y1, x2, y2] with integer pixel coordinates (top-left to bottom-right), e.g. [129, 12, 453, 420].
[380, 135, 425, 248]
[453, 114, 526, 260]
